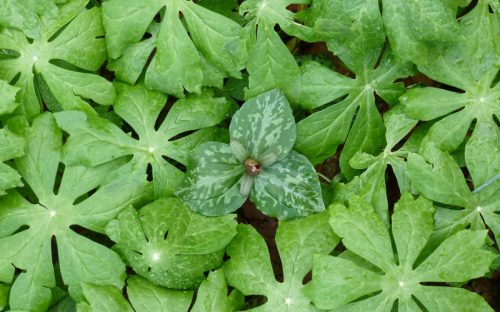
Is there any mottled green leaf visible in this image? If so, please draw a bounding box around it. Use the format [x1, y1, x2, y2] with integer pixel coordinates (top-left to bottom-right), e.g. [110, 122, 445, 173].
[175, 142, 247, 216]
[251, 151, 324, 219]
[230, 89, 295, 162]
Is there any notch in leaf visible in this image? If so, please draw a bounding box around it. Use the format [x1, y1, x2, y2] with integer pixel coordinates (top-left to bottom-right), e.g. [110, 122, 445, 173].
[176, 89, 324, 220]
[305, 194, 497, 311]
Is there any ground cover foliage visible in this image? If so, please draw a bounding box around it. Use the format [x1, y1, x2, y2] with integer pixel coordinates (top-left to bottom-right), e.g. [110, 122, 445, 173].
[0, 0, 499, 311]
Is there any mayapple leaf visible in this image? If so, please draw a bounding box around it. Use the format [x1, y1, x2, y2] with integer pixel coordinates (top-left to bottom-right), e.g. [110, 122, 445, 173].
[0, 3, 114, 120]
[105, 198, 237, 289]
[0, 0, 59, 39]
[0, 128, 25, 196]
[191, 270, 244, 312]
[225, 212, 339, 311]
[305, 194, 496, 311]
[408, 143, 500, 248]
[0, 79, 20, 116]
[177, 89, 323, 220]
[102, 0, 247, 97]
[240, 0, 320, 103]
[294, 0, 413, 178]
[55, 83, 234, 198]
[0, 113, 149, 310]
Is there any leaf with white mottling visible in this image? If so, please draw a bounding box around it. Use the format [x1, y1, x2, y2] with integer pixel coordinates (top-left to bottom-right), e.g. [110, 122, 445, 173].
[230, 89, 295, 161]
[175, 142, 246, 216]
[251, 151, 324, 220]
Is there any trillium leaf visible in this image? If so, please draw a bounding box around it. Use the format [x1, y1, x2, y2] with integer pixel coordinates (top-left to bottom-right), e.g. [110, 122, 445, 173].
[102, 0, 247, 97]
[0, 113, 149, 310]
[0, 4, 114, 120]
[230, 89, 295, 161]
[55, 83, 234, 198]
[105, 198, 237, 289]
[175, 142, 247, 216]
[305, 194, 496, 311]
[225, 212, 339, 312]
[251, 151, 324, 220]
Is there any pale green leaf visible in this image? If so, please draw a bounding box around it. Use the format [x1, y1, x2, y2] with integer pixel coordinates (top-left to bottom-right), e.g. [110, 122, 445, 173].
[105, 198, 237, 289]
[251, 151, 324, 220]
[0, 6, 113, 120]
[230, 89, 295, 162]
[191, 270, 244, 312]
[127, 276, 192, 312]
[0, 79, 20, 115]
[225, 212, 338, 311]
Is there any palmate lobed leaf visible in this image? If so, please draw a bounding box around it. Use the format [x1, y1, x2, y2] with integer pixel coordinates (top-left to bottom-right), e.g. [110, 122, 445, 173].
[0, 113, 149, 311]
[0, 0, 59, 39]
[294, 0, 414, 179]
[334, 104, 418, 225]
[77, 270, 241, 312]
[0, 1, 115, 121]
[102, 0, 248, 98]
[408, 142, 500, 249]
[55, 83, 235, 199]
[224, 212, 339, 312]
[305, 194, 497, 311]
[176, 89, 324, 220]
[105, 197, 237, 289]
[240, 0, 322, 103]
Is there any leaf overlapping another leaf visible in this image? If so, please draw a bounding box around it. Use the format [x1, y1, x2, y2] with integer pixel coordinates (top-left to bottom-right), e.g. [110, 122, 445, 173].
[102, 0, 248, 98]
[0, 113, 148, 311]
[0, 1, 114, 120]
[305, 194, 497, 311]
[176, 89, 324, 220]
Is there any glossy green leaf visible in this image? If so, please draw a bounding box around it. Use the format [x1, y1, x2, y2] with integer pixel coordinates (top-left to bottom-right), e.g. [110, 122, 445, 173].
[305, 194, 496, 311]
[55, 83, 234, 198]
[106, 198, 237, 289]
[408, 143, 500, 248]
[191, 270, 244, 312]
[0, 113, 149, 310]
[0, 4, 114, 120]
[102, 0, 247, 97]
[225, 212, 339, 312]
[0, 79, 20, 116]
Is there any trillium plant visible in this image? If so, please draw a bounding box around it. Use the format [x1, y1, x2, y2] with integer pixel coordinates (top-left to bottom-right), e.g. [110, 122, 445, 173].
[177, 89, 324, 220]
[0, 0, 498, 311]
